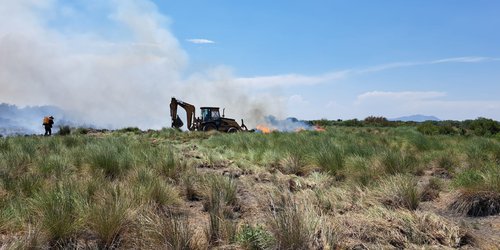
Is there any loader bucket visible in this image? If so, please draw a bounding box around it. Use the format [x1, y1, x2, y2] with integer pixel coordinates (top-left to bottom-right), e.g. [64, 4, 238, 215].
[172, 115, 184, 128]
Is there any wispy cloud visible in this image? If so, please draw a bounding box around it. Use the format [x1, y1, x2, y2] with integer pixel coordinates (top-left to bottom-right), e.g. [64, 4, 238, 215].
[186, 38, 215, 44]
[356, 91, 447, 102]
[238, 56, 500, 89]
[235, 71, 350, 88]
[430, 56, 499, 64]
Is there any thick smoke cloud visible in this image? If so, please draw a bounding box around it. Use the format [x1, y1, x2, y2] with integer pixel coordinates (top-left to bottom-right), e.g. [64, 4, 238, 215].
[0, 0, 281, 130]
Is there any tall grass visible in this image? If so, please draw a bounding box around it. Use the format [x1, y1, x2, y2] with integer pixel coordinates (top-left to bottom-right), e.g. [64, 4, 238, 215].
[378, 175, 421, 210]
[31, 183, 85, 247]
[268, 192, 319, 249]
[87, 140, 132, 179]
[203, 174, 239, 245]
[379, 150, 419, 175]
[344, 156, 375, 186]
[143, 210, 194, 250]
[134, 170, 181, 208]
[314, 142, 344, 176]
[0, 126, 493, 248]
[87, 185, 132, 249]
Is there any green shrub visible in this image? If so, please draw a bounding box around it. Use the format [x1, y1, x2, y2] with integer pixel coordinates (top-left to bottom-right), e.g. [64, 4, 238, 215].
[237, 224, 274, 250]
[417, 122, 440, 135]
[57, 126, 71, 136]
[62, 136, 80, 147]
[464, 117, 500, 136]
[74, 127, 90, 135]
[117, 127, 142, 134]
[0, 138, 9, 151]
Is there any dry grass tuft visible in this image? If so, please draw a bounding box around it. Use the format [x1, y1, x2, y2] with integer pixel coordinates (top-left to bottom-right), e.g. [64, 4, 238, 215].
[86, 185, 134, 249]
[334, 206, 465, 248]
[142, 209, 195, 250]
[449, 191, 500, 217]
[378, 175, 421, 210]
[268, 192, 319, 250]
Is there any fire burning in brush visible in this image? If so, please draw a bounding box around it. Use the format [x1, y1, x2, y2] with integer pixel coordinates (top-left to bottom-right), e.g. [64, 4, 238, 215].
[256, 124, 274, 134]
[255, 116, 326, 133]
[314, 125, 326, 132]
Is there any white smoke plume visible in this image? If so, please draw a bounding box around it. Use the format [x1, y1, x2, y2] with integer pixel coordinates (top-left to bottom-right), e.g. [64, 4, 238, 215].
[0, 0, 281, 130]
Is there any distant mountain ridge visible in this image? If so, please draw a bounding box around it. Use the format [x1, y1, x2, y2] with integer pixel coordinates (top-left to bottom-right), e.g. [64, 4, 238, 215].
[390, 114, 440, 122]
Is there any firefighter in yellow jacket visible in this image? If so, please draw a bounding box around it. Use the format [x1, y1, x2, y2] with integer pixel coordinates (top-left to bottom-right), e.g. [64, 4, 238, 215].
[43, 116, 54, 136]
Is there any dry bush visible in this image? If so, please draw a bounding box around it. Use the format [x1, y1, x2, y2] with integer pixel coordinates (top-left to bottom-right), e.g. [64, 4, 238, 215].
[451, 164, 500, 216]
[449, 191, 500, 217]
[334, 206, 465, 248]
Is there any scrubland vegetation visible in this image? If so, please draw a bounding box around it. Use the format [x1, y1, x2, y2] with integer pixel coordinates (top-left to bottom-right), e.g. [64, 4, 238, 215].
[1, 124, 499, 249]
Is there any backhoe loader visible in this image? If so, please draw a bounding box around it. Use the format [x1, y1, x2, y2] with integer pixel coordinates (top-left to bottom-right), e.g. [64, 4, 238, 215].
[170, 97, 249, 132]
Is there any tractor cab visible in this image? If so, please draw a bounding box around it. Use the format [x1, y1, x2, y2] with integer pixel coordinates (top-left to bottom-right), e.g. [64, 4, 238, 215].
[200, 107, 221, 122]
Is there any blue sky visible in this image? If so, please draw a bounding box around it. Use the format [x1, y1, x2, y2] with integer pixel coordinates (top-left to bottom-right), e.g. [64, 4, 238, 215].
[170, 1, 500, 120]
[2, 0, 499, 126]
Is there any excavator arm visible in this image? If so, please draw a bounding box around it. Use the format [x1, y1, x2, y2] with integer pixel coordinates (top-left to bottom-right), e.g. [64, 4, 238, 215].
[170, 97, 196, 131]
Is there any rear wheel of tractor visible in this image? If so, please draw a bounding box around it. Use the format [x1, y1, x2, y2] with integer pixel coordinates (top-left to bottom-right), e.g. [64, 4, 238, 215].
[203, 124, 217, 131]
[228, 127, 238, 133]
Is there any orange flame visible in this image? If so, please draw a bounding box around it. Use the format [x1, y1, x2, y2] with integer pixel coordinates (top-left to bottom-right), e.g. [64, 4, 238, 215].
[314, 125, 326, 132]
[257, 124, 325, 133]
[256, 124, 273, 134]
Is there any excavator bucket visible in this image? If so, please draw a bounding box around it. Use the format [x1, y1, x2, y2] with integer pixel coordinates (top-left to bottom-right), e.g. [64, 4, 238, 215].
[172, 115, 184, 128]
